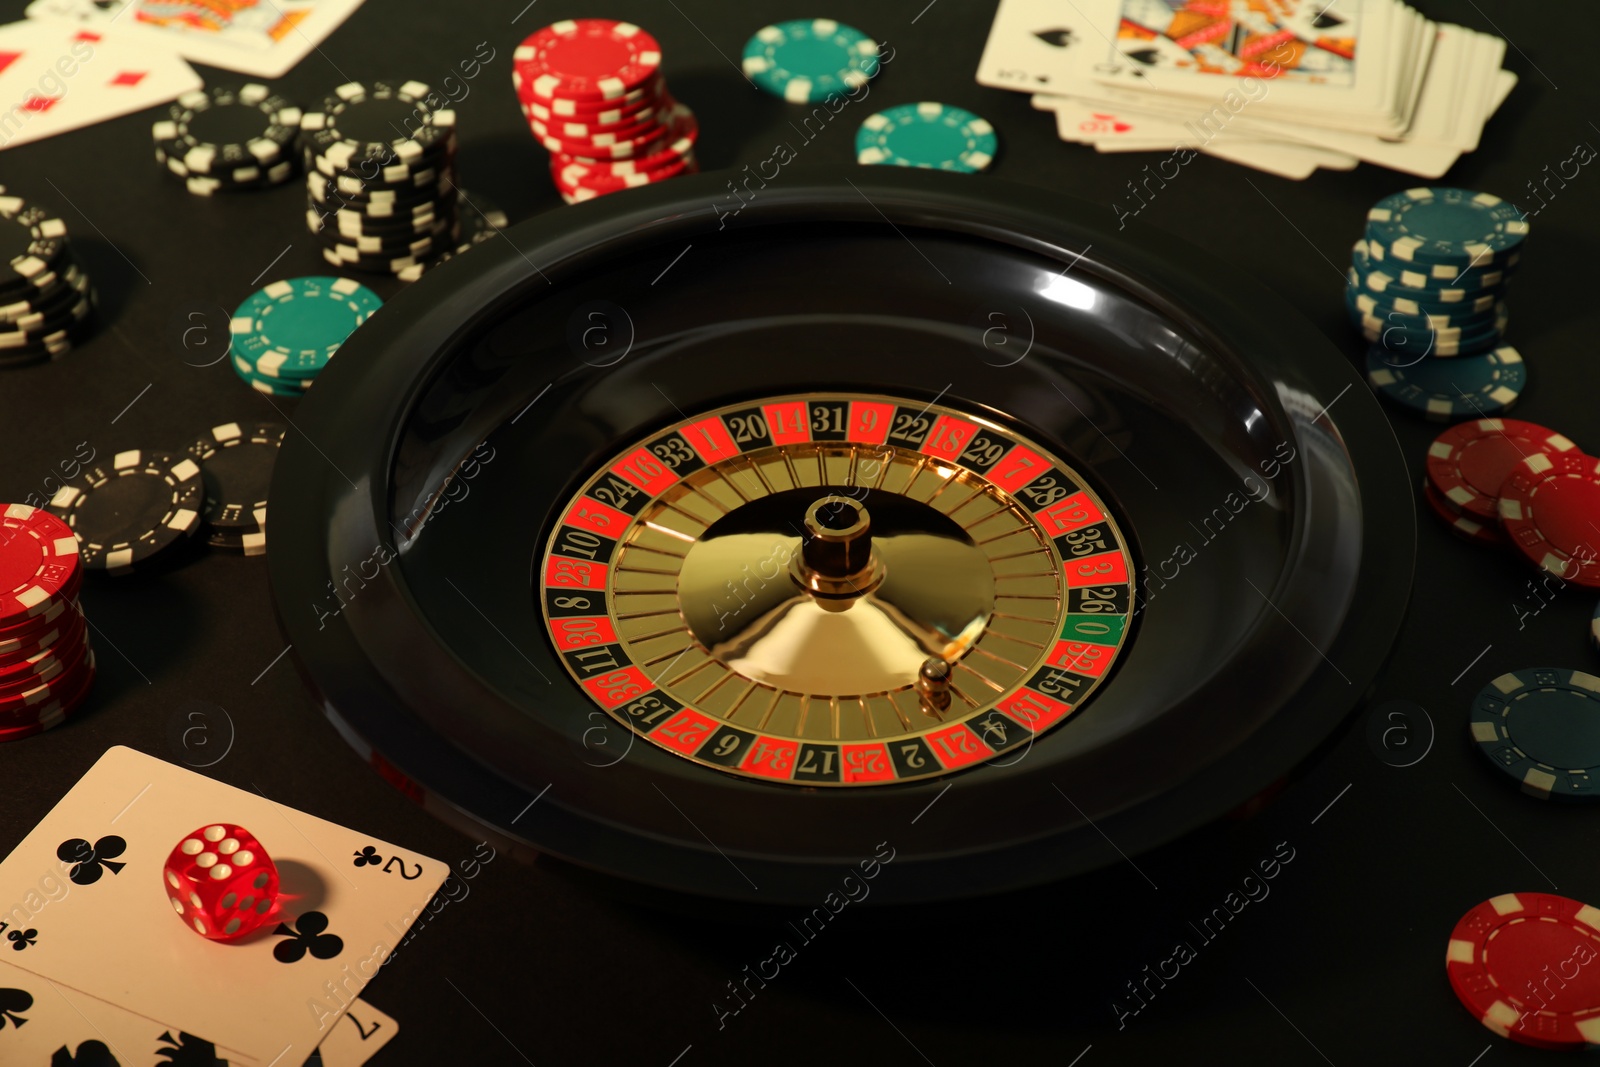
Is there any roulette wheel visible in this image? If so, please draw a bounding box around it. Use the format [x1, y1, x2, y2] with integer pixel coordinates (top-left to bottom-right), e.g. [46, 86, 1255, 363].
[270, 167, 1414, 904]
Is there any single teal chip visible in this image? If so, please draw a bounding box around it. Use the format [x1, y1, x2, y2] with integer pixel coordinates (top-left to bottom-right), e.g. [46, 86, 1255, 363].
[1364, 343, 1525, 422]
[1365, 188, 1529, 267]
[742, 19, 880, 104]
[856, 102, 997, 173]
[230, 276, 381, 379]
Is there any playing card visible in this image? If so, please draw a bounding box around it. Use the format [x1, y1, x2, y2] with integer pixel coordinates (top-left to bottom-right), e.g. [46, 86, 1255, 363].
[313, 997, 398, 1067]
[0, 20, 200, 150]
[984, 0, 1516, 177]
[0, 956, 252, 1065]
[1111, 0, 1364, 85]
[0, 747, 446, 1066]
[1092, 0, 1417, 135]
[25, 0, 367, 79]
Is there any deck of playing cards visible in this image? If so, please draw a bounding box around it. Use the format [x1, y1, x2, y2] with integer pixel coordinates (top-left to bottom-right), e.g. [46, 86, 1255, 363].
[978, 0, 1517, 179]
[0, 747, 442, 1065]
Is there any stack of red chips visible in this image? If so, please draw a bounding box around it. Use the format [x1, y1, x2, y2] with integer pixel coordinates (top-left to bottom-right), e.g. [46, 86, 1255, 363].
[513, 19, 700, 204]
[0, 504, 96, 742]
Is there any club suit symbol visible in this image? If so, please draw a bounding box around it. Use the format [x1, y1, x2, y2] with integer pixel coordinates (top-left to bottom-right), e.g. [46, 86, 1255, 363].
[352, 845, 382, 867]
[272, 911, 344, 963]
[53, 1040, 118, 1066]
[7, 928, 37, 951]
[0, 986, 32, 1029]
[154, 1030, 229, 1065]
[53, 1043, 117, 1067]
[57, 836, 127, 885]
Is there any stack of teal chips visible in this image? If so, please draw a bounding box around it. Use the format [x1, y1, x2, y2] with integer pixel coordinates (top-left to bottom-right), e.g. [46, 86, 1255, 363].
[1354, 188, 1530, 422]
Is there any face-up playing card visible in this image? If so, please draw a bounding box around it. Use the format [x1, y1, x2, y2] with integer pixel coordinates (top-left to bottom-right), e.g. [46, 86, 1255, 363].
[0, 956, 253, 1065]
[25, 0, 367, 79]
[312, 997, 397, 1067]
[1112, 0, 1364, 85]
[0, 20, 200, 150]
[0, 747, 446, 1066]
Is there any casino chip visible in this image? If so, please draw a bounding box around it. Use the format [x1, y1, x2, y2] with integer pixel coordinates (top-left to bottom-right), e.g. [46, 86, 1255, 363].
[856, 103, 997, 173]
[300, 80, 460, 276]
[743, 19, 880, 103]
[1365, 344, 1525, 422]
[0, 502, 96, 740]
[0, 505, 80, 627]
[1357, 241, 1511, 296]
[1497, 449, 1600, 588]
[1367, 188, 1529, 267]
[516, 20, 699, 201]
[0, 188, 94, 367]
[152, 84, 302, 192]
[517, 19, 662, 101]
[1447, 891, 1600, 1048]
[1426, 419, 1576, 522]
[1472, 669, 1600, 801]
[230, 277, 381, 390]
[394, 190, 508, 282]
[1348, 194, 1520, 369]
[46, 451, 204, 574]
[185, 422, 285, 557]
[1422, 480, 1507, 549]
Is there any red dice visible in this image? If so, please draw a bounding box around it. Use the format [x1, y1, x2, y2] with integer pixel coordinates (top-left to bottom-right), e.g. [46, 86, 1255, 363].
[163, 823, 280, 941]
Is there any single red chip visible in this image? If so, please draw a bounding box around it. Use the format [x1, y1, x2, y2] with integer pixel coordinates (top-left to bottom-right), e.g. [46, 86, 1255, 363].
[1422, 480, 1507, 549]
[553, 155, 694, 203]
[0, 594, 71, 655]
[0, 504, 81, 627]
[1498, 450, 1600, 588]
[1447, 892, 1600, 1049]
[515, 20, 663, 102]
[1427, 418, 1576, 522]
[558, 106, 700, 176]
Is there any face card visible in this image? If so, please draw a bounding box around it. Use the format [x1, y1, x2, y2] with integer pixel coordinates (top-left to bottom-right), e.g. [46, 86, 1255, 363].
[0, 747, 447, 1066]
[24, 0, 367, 79]
[0, 21, 201, 150]
[0, 957, 253, 1065]
[311, 998, 397, 1067]
[1113, 0, 1362, 85]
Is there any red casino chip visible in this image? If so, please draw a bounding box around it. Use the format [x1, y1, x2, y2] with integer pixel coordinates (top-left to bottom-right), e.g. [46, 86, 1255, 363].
[1447, 892, 1600, 1049]
[0, 593, 72, 655]
[523, 85, 662, 126]
[0, 610, 83, 670]
[1422, 481, 1507, 549]
[554, 156, 696, 204]
[515, 20, 663, 102]
[1497, 450, 1600, 588]
[531, 101, 676, 153]
[1427, 418, 1576, 522]
[0, 649, 95, 741]
[0, 504, 82, 627]
[558, 108, 700, 177]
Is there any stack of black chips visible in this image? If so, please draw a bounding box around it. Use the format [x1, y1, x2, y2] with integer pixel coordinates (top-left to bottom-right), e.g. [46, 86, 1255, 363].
[301, 78, 461, 275]
[0, 189, 94, 369]
[151, 84, 302, 196]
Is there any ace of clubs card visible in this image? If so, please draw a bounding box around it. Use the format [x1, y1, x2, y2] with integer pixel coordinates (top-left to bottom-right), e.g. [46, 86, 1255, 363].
[0, 747, 445, 1065]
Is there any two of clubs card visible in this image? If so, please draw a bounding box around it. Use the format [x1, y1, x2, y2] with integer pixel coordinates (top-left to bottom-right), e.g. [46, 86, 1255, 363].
[976, 0, 1518, 179]
[0, 747, 446, 1065]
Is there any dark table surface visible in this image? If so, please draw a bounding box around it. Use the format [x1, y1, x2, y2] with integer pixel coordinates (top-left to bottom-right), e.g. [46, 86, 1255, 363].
[3, 1, 1598, 1064]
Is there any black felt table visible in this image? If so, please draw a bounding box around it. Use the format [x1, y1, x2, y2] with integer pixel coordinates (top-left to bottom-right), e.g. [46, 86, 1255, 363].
[2, 2, 1598, 1064]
